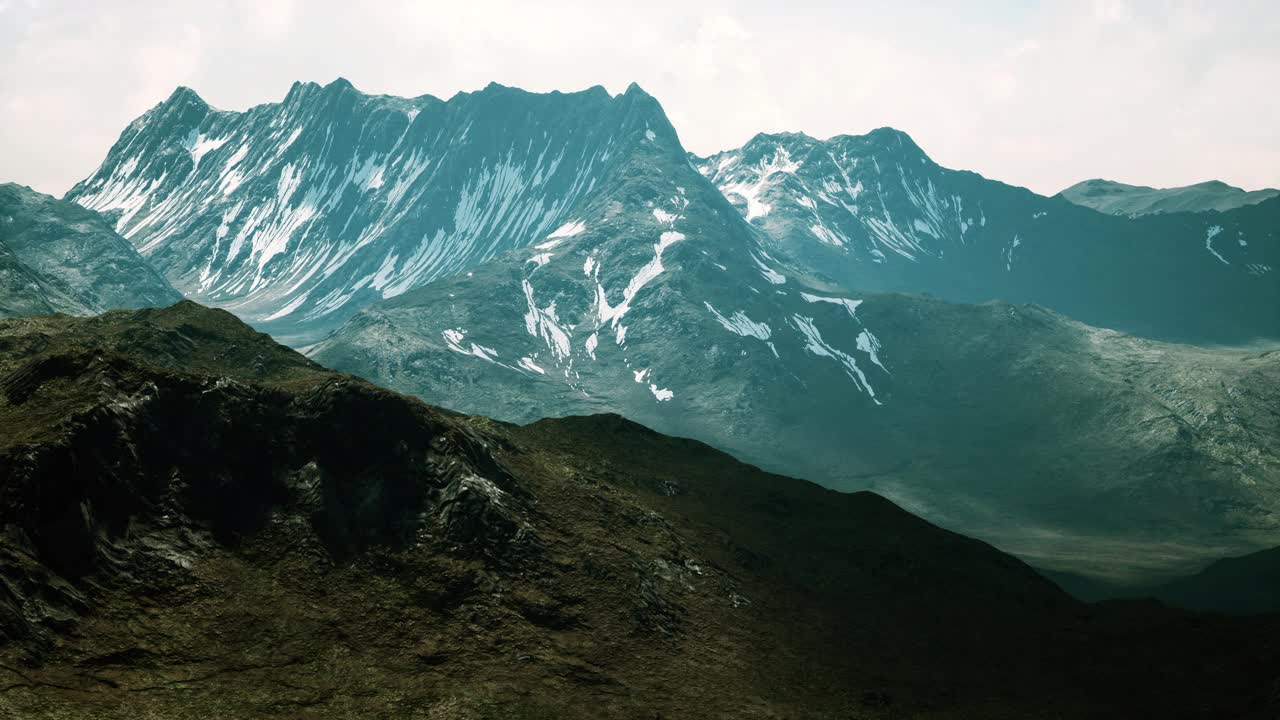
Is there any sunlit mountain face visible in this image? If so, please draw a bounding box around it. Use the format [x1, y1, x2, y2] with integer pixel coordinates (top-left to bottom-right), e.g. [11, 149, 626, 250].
[695, 131, 1279, 346]
[67, 80, 687, 343]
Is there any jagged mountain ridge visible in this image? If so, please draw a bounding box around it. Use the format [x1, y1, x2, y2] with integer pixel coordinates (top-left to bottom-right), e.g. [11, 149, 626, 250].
[0, 183, 181, 318]
[1, 302, 1278, 718]
[695, 132, 1280, 345]
[66, 79, 678, 342]
[1060, 178, 1280, 216]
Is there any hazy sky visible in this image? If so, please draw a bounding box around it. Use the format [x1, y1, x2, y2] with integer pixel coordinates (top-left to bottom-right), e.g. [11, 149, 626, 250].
[2, 0, 1277, 197]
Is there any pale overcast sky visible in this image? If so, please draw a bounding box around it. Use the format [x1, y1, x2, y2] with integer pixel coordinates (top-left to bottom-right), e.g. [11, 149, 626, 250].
[2, 0, 1277, 197]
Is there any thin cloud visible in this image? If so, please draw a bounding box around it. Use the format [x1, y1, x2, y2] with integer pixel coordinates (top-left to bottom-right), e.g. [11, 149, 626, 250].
[0, 0, 1276, 197]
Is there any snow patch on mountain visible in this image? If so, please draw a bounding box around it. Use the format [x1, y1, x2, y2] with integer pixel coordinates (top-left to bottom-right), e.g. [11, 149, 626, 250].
[443, 327, 505, 366]
[522, 279, 573, 361]
[184, 131, 230, 169]
[594, 229, 685, 332]
[67, 82, 667, 341]
[715, 146, 801, 222]
[547, 220, 586, 239]
[1205, 225, 1229, 265]
[799, 292, 861, 319]
[791, 314, 881, 404]
[705, 302, 770, 340]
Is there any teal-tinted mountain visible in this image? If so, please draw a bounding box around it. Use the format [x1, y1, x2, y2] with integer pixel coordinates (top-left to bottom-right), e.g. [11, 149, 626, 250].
[2, 302, 1278, 718]
[301, 101, 1280, 584]
[1060, 178, 1280, 216]
[695, 132, 1279, 345]
[0, 183, 180, 318]
[312, 140, 1280, 584]
[316, 292, 1280, 584]
[70, 85, 1279, 346]
[67, 81, 1280, 582]
[66, 80, 680, 344]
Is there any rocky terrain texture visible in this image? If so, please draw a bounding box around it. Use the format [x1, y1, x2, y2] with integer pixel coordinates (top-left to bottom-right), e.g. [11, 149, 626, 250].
[1, 302, 1278, 718]
[1060, 178, 1280, 216]
[0, 183, 180, 318]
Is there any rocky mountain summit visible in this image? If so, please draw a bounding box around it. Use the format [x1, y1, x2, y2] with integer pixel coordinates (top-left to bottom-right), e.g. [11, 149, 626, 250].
[696, 132, 1279, 345]
[1, 302, 1277, 718]
[66, 80, 684, 343]
[69, 83, 1279, 348]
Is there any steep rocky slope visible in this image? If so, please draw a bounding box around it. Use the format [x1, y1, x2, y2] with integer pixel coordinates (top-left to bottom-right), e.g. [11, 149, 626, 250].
[1061, 178, 1280, 216]
[0, 184, 180, 318]
[0, 240, 62, 317]
[1, 302, 1277, 718]
[66, 80, 683, 343]
[696, 132, 1279, 345]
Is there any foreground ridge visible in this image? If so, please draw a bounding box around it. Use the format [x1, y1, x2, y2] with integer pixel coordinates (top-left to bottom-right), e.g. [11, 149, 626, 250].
[0, 302, 1277, 718]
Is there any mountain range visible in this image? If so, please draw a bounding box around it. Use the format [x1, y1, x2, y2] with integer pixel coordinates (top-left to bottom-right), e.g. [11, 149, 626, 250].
[1, 302, 1277, 718]
[1060, 178, 1280, 216]
[1, 74, 1279, 715]
[67, 81, 1280, 349]
[37, 79, 1279, 584]
[66, 81, 680, 344]
[695, 132, 1279, 346]
[248, 82, 1277, 583]
[0, 78, 1274, 584]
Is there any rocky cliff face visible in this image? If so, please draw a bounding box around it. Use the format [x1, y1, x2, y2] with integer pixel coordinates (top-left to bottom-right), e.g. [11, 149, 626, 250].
[0, 183, 180, 319]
